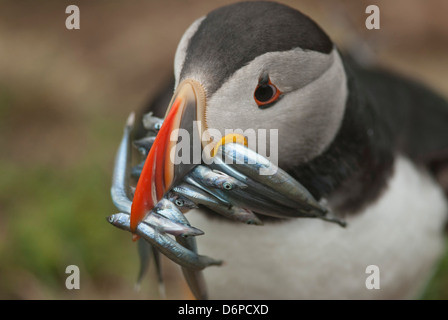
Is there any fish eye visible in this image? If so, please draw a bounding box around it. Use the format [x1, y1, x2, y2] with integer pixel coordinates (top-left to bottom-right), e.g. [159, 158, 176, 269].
[175, 199, 184, 207]
[254, 76, 282, 109]
[223, 182, 233, 190]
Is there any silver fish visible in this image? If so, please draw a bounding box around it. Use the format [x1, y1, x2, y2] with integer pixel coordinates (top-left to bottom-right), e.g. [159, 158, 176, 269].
[217, 143, 327, 214]
[143, 211, 204, 237]
[173, 183, 263, 226]
[209, 155, 303, 209]
[135, 241, 166, 298]
[222, 186, 317, 219]
[131, 161, 145, 178]
[173, 183, 228, 207]
[108, 213, 222, 270]
[142, 112, 163, 132]
[135, 239, 164, 291]
[151, 248, 165, 298]
[110, 114, 166, 295]
[165, 191, 199, 213]
[190, 165, 247, 190]
[183, 175, 231, 205]
[152, 199, 192, 227]
[133, 136, 156, 156]
[110, 120, 202, 237]
[135, 238, 151, 288]
[153, 198, 208, 299]
[110, 113, 134, 214]
[210, 144, 346, 226]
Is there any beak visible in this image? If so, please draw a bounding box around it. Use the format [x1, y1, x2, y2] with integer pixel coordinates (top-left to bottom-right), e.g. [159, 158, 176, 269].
[130, 79, 208, 234]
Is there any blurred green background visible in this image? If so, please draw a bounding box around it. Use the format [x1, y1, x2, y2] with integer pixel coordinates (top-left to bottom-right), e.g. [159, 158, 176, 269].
[0, 0, 447, 299]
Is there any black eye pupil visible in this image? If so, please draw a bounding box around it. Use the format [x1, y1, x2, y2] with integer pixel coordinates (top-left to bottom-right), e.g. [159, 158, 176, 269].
[175, 199, 184, 207]
[255, 84, 275, 102]
[223, 182, 232, 190]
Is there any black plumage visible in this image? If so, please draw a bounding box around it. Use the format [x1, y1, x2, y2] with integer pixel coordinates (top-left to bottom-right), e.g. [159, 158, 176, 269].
[180, 1, 332, 96]
[288, 55, 448, 214]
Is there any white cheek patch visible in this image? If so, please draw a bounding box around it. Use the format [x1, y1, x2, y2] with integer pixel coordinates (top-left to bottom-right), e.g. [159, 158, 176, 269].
[206, 48, 347, 168]
[174, 16, 205, 89]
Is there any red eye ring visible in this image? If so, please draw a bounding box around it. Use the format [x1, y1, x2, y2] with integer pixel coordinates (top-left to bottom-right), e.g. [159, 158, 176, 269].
[254, 79, 282, 108]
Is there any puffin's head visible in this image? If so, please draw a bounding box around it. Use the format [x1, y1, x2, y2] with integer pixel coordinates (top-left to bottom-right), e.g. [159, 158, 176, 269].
[173, 1, 348, 168]
[130, 1, 348, 232]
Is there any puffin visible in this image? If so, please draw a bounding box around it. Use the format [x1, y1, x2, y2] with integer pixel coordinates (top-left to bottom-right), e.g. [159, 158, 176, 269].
[135, 1, 448, 299]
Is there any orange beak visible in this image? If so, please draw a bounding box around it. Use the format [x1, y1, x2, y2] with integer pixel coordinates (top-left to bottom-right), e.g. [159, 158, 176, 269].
[130, 80, 208, 236]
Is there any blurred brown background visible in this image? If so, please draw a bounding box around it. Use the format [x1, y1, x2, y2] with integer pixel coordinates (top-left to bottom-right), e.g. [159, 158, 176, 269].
[0, 0, 447, 299]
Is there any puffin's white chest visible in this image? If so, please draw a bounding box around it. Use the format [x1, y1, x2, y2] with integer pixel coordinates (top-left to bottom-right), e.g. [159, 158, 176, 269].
[186, 157, 447, 299]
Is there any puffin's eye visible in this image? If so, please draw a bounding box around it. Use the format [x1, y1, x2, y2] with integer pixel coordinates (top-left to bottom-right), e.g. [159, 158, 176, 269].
[254, 78, 281, 109]
[222, 182, 233, 190]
